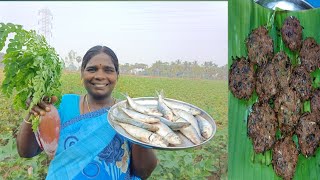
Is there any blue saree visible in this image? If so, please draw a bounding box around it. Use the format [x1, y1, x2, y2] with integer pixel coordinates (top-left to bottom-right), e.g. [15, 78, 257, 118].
[46, 94, 140, 180]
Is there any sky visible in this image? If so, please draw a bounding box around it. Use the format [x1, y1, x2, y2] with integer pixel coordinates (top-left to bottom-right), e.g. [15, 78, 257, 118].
[0, 1, 227, 67]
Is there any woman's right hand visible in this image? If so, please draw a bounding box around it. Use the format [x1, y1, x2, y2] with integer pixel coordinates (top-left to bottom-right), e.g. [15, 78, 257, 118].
[27, 96, 58, 117]
[17, 96, 58, 158]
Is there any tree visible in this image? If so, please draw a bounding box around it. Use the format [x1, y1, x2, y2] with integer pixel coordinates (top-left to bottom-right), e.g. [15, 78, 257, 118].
[76, 56, 82, 63]
[118, 60, 227, 80]
[64, 50, 81, 71]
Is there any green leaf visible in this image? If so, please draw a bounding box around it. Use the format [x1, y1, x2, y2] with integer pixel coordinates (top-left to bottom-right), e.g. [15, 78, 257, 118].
[184, 154, 193, 164]
[204, 160, 216, 172]
[292, 134, 299, 149]
[0, 138, 14, 161]
[311, 69, 320, 89]
[303, 101, 311, 113]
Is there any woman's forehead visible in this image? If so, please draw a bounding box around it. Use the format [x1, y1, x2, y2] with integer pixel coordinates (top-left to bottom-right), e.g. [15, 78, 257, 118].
[87, 53, 114, 67]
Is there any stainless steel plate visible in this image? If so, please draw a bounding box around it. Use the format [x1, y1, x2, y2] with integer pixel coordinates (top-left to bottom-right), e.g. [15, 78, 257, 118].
[255, 0, 313, 11]
[108, 97, 216, 150]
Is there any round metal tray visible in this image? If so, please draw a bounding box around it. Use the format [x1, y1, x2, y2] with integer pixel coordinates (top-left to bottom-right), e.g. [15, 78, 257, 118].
[108, 97, 216, 150]
[254, 0, 313, 11]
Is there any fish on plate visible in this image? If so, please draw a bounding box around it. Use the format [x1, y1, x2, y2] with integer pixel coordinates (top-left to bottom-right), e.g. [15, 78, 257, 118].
[120, 107, 160, 123]
[196, 115, 214, 139]
[172, 108, 201, 137]
[124, 93, 163, 116]
[156, 115, 191, 130]
[163, 99, 201, 116]
[117, 122, 168, 147]
[153, 122, 182, 145]
[157, 91, 174, 121]
[176, 118, 202, 145]
[112, 114, 159, 132]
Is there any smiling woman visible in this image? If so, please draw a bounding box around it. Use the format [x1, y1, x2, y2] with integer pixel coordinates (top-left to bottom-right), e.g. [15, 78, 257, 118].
[16, 45, 158, 180]
[81, 47, 119, 110]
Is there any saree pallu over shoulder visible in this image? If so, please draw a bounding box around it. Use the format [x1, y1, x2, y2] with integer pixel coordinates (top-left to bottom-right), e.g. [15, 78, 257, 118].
[46, 109, 116, 179]
[46, 94, 140, 180]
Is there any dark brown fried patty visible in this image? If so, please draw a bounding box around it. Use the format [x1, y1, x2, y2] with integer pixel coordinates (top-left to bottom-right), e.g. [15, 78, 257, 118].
[272, 51, 291, 90]
[311, 89, 320, 121]
[229, 57, 255, 99]
[299, 37, 320, 73]
[290, 66, 312, 101]
[272, 136, 299, 180]
[248, 102, 277, 153]
[274, 87, 301, 135]
[256, 62, 278, 101]
[246, 26, 273, 66]
[281, 16, 303, 52]
[296, 113, 320, 157]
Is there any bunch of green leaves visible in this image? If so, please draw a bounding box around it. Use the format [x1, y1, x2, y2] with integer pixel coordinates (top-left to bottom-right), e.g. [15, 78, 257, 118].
[0, 23, 63, 131]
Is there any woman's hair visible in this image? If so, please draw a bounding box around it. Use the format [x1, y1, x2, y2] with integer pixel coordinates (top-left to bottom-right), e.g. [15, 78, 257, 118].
[81, 45, 119, 74]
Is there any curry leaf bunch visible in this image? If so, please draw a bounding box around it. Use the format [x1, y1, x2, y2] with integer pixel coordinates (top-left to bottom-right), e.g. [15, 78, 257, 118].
[0, 23, 63, 130]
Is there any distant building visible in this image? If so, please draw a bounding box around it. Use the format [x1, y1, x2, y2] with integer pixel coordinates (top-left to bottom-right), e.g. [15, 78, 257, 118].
[130, 68, 145, 75]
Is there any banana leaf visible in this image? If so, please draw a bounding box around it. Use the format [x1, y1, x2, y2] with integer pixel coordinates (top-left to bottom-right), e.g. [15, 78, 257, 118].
[228, 0, 320, 179]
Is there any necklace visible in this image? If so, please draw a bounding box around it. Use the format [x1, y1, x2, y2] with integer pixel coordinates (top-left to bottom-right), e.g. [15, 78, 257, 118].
[85, 94, 116, 113]
[85, 94, 91, 112]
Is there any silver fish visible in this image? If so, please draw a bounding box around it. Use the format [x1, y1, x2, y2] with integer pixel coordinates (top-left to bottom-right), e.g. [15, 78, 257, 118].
[196, 115, 213, 139]
[112, 115, 159, 132]
[163, 99, 201, 115]
[157, 116, 191, 130]
[176, 118, 202, 145]
[153, 122, 182, 145]
[124, 94, 163, 116]
[121, 107, 160, 123]
[157, 91, 174, 121]
[118, 123, 168, 147]
[177, 133, 194, 146]
[172, 109, 201, 137]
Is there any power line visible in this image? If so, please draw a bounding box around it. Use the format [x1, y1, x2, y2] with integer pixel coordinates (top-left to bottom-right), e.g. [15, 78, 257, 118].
[37, 7, 53, 44]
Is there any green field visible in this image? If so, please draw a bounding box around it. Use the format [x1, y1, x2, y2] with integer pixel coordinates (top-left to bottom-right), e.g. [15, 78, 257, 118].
[0, 69, 228, 179]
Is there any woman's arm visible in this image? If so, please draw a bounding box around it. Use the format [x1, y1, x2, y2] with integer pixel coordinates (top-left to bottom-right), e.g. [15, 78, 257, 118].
[16, 114, 42, 158]
[131, 144, 158, 179]
[16, 96, 57, 158]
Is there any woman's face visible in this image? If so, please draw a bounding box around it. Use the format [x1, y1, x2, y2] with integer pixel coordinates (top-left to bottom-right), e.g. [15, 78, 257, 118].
[82, 53, 118, 99]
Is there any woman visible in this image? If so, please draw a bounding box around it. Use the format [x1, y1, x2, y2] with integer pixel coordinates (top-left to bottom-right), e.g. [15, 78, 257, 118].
[16, 45, 158, 179]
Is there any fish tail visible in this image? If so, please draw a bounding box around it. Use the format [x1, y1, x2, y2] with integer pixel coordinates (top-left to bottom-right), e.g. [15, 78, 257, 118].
[121, 93, 134, 107]
[155, 90, 160, 98]
[160, 89, 165, 98]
